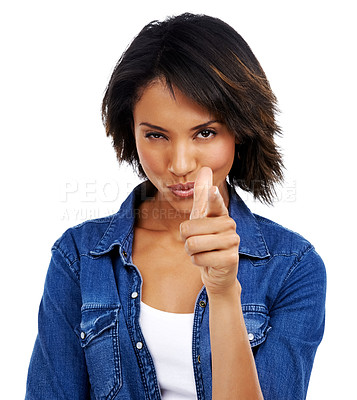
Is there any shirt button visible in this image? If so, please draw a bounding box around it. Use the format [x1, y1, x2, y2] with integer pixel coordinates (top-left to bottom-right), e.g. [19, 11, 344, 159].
[197, 355, 201, 363]
[131, 291, 138, 299]
[248, 333, 255, 341]
[136, 341, 143, 350]
[80, 332, 86, 340]
[122, 250, 128, 258]
[199, 301, 206, 308]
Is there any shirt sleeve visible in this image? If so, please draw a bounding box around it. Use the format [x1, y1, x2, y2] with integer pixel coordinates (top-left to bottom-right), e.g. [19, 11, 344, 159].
[254, 246, 326, 400]
[25, 244, 90, 399]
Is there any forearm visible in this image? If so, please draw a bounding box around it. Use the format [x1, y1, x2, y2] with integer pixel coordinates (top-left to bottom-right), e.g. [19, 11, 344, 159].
[208, 280, 263, 400]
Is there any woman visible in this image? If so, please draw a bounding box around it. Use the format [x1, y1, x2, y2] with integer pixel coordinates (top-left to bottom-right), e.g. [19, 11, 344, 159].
[26, 13, 326, 400]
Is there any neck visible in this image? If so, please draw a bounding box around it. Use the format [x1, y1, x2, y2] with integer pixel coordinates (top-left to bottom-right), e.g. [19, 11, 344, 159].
[136, 195, 189, 240]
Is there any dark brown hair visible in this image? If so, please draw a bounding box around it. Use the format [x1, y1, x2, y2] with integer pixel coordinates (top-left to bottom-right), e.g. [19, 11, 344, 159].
[102, 13, 284, 204]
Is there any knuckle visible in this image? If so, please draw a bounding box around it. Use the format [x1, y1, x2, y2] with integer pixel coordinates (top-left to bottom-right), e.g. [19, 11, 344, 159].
[228, 218, 237, 230]
[231, 250, 239, 265]
[192, 253, 204, 267]
[225, 233, 239, 248]
[224, 249, 238, 265]
[222, 216, 236, 231]
[233, 233, 240, 246]
[191, 254, 198, 265]
[180, 221, 190, 238]
[185, 236, 197, 254]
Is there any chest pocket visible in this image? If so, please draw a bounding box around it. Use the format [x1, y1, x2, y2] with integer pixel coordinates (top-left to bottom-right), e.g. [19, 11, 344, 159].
[242, 304, 271, 348]
[75, 304, 122, 400]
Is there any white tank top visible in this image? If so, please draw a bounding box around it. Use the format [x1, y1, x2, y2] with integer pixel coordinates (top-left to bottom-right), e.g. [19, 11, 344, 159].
[139, 301, 197, 399]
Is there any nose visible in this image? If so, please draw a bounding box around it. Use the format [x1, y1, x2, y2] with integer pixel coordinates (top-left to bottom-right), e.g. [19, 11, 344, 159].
[168, 141, 196, 177]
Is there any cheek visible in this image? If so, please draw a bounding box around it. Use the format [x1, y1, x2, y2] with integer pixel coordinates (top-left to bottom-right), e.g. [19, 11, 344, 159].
[205, 141, 236, 173]
[137, 145, 165, 176]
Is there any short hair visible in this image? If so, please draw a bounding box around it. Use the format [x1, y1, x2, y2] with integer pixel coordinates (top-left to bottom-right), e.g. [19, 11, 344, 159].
[102, 13, 284, 204]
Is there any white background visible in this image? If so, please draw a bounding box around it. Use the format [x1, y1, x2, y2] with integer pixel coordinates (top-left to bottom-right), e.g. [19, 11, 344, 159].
[1, 0, 356, 398]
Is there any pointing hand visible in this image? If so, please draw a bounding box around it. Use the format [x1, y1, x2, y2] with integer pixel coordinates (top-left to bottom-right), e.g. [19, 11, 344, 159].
[181, 167, 240, 296]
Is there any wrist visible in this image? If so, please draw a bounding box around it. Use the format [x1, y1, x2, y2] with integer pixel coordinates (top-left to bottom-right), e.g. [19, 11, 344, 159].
[206, 279, 242, 302]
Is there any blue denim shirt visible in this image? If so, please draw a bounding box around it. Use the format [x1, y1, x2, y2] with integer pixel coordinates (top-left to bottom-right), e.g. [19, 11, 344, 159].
[26, 182, 326, 400]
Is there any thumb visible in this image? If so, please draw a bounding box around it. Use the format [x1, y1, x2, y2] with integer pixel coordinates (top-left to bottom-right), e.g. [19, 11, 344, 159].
[206, 186, 229, 217]
[190, 167, 213, 220]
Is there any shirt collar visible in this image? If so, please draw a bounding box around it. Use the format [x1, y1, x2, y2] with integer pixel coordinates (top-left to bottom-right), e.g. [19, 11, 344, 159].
[227, 186, 270, 258]
[90, 181, 270, 259]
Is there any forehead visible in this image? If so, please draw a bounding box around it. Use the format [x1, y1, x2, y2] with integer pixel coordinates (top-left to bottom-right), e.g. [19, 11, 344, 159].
[133, 80, 214, 126]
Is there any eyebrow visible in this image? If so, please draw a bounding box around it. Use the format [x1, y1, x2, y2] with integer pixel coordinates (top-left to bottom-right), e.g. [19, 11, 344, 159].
[139, 120, 220, 132]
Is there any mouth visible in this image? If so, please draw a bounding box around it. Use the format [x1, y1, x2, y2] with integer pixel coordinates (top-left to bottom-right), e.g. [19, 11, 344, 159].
[167, 182, 195, 198]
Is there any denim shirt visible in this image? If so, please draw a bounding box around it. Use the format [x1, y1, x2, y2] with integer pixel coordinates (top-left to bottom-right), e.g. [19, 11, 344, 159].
[26, 182, 326, 400]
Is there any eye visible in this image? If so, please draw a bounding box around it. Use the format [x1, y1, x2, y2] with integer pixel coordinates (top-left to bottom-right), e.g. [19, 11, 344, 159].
[196, 129, 217, 140]
[145, 132, 167, 140]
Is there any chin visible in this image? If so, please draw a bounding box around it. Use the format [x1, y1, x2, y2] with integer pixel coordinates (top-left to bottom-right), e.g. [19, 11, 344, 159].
[168, 198, 193, 216]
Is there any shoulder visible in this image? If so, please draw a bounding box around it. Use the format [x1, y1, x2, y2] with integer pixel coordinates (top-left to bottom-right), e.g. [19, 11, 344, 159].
[51, 214, 116, 272]
[49, 182, 146, 276]
[252, 213, 326, 282]
[253, 213, 312, 257]
[228, 187, 322, 263]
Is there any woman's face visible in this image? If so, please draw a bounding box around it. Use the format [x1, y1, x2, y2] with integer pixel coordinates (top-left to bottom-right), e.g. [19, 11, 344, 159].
[133, 79, 237, 215]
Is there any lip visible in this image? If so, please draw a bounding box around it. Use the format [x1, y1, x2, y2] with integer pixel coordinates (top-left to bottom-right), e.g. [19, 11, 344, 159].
[167, 182, 195, 198]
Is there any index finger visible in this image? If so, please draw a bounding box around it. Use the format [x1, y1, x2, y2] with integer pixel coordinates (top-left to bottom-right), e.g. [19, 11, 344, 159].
[190, 166, 213, 220]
